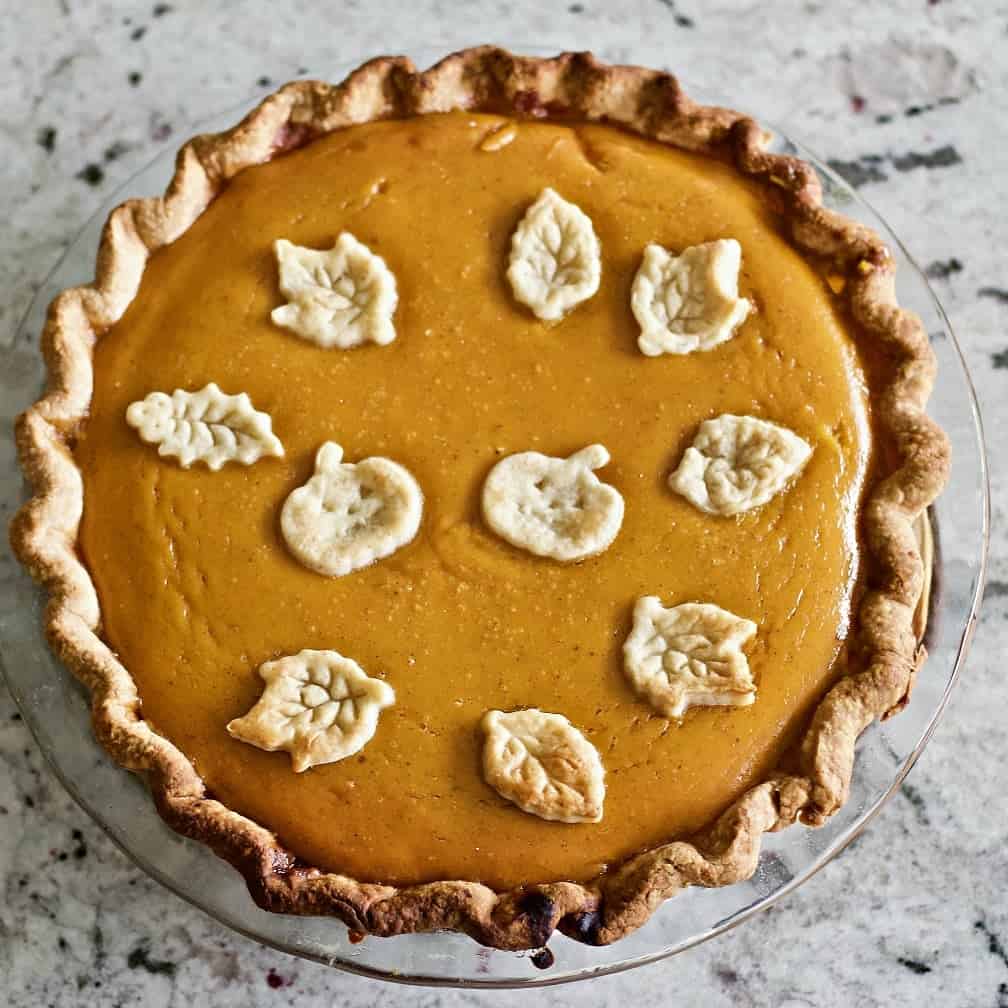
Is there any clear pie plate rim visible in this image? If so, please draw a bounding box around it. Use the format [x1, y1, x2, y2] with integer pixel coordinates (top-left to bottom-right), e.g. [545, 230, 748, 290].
[0, 44, 989, 988]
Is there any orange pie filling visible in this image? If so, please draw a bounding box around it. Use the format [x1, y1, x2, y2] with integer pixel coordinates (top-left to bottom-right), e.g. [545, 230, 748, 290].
[75, 111, 874, 889]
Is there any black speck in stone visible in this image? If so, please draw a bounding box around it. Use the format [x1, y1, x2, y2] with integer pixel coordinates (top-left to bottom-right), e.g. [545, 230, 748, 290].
[938, 95, 960, 106]
[37, 126, 57, 153]
[104, 141, 129, 162]
[23, 794, 35, 808]
[128, 71, 142, 86]
[896, 956, 932, 974]
[675, 13, 694, 26]
[76, 163, 104, 186]
[876, 113, 893, 124]
[975, 919, 1008, 968]
[998, 981, 1008, 1008]
[17, 877, 27, 887]
[924, 257, 963, 280]
[826, 157, 888, 188]
[152, 2, 173, 14]
[12, 711, 22, 721]
[257, 75, 272, 87]
[58, 937, 68, 950]
[568, 2, 584, 11]
[979, 287, 1008, 304]
[296, 66, 309, 75]
[131, 26, 146, 41]
[716, 967, 740, 985]
[905, 104, 930, 117]
[891, 145, 962, 172]
[985, 580, 1008, 597]
[58, 852, 68, 862]
[127, 942, 178, 976]
[990, 348, 1008, 369]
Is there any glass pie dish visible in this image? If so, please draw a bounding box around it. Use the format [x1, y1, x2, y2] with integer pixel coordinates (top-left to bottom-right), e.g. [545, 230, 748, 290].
[0, 47, 988, 988]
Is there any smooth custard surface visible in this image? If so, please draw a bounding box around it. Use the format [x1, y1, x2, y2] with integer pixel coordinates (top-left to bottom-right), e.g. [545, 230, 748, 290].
[77, 112, 871, 888]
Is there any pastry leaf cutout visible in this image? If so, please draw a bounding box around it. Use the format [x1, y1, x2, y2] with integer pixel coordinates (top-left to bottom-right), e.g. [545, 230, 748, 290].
[623, 597, 757, 718]
[481, 708, 605, 823]
[669, 414, 812, 516]
[481, 444, 624, 561]
[227, 649, 395, 772]
[125, 382, 283, 470]
[272, 234, 398, 348]
[507, 188, 601, 320]
[631, 239, 751, 356]
[281, 442, 423, 577]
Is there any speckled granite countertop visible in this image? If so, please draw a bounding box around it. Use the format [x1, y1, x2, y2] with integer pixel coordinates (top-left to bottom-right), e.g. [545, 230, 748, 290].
[1, 2, 1005, 1005]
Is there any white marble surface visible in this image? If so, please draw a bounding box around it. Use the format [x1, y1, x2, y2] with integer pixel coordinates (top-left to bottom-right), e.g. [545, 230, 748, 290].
[1, 1, 1006, 1005]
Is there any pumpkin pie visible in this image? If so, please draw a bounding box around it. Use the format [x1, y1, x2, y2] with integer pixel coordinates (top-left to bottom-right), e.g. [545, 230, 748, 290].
[10, 48, 950, 950]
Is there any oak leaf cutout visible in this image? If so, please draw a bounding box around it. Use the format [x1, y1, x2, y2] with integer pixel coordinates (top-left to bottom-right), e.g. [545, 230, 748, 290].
[623, 597, 757, 718]
[272, 234, 398, 348]
[632, 239, 751, 356]
[125, 382, 283, 470]
[227, 649, 395, 772]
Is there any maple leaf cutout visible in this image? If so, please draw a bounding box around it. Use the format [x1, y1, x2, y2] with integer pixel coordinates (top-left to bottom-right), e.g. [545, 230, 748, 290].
[631, 239, 751, 356]
[227, 649, 395, 772]
[669, 414, 813, 516]
[506, 188, 601, 321]
[623, 597, 757, 718]
[271, 234, 398, 349]
[481, 708, 605, 823]
[125, 382, 283, 470]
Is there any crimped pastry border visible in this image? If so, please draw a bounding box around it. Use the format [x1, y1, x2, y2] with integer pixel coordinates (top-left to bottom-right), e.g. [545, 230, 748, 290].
[9, 47, 950, 951]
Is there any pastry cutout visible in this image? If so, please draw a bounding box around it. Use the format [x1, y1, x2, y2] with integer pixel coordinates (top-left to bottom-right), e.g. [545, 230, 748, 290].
[481, 708, 605, 823]
[481, 445, 624, 561]
[623, 597, 757, 718]
[507, 188, 601, 320]
[631, 239, 751, 356]
[272, 234, 398, 348]
[125, 382, 283, 470]
[281, 442, 423, 577]
[669, 414, 812, 516]
[227, 649, 394, 772]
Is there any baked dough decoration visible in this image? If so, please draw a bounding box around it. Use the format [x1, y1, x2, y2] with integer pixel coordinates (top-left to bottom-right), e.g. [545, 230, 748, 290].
[631, 239, 751, 356]
[227, 649, 394, 772]
[125, 382, 283, 470]
[669, 414, 812, 516]
[506, 188, 601, 320]
[481, 708, 605, 823]
[272, 235, 398, 348]
[281, 442, 423, 577]
[623, 597, 757, 718]
[481, 444, 624, 561]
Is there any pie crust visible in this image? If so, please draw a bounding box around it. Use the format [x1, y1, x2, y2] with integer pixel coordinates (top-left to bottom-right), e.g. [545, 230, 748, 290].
[9, 47, 950, 950]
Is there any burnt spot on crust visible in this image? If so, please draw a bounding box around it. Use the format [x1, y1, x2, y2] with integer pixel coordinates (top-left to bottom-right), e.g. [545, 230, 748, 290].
[560, 909, 605, 945]
[517, 890, 557, 947]
[530, 946, 555, 969]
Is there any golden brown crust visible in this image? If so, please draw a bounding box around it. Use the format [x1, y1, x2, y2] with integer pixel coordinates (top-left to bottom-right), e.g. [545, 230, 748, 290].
[9, 47, 950, 950]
